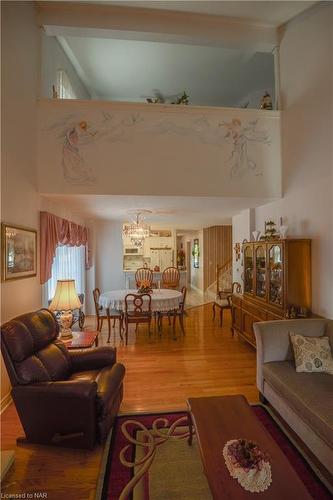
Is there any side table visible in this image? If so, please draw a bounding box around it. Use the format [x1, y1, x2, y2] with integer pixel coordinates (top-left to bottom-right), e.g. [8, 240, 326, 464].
[62, 330, 99, 349]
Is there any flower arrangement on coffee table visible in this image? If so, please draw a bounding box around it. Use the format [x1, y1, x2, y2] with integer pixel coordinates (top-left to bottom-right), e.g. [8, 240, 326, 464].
[222, 438, 272, 493]
[137, 280, 153, 294]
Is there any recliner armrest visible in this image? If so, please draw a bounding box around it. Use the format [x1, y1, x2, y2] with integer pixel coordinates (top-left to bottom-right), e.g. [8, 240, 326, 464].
[69, 346, 117, 372]
[13, 379, 97, 401]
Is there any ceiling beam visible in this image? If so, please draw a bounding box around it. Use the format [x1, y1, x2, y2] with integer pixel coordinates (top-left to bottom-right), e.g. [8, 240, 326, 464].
[38, 2, 278, 52]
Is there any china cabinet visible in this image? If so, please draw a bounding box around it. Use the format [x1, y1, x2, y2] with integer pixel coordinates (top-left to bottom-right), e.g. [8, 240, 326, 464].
[232, 239, 311, 348]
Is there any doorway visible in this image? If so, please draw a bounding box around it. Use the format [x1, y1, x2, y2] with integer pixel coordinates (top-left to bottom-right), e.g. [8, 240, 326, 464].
[186, 241, 191, 285]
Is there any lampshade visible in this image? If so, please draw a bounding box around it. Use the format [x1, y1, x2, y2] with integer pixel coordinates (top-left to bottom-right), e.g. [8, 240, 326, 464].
[49, 280, 81, 311]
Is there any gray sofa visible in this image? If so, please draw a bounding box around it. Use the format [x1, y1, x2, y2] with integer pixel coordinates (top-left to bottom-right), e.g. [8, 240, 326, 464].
[254, 318, 333, 475]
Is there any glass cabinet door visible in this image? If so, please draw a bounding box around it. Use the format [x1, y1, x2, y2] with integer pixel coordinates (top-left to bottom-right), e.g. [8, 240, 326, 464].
[255, 245, 267, 299]
[269, 244, 283, 306]
[243, 245, 253, 294]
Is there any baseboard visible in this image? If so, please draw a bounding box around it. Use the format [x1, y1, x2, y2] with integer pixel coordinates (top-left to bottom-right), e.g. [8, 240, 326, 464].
[0, 392, 12, 414]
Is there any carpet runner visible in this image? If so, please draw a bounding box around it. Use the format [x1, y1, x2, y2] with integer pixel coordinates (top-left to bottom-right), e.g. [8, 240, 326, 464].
[98, 406, 331, 500]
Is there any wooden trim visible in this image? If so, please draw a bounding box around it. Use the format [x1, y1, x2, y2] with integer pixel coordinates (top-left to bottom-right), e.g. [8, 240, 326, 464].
[38, 98, 281, 118]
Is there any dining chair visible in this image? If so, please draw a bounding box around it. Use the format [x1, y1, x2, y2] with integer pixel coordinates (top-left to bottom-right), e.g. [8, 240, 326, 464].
[124, 293, 152, 345]
[212, 281, 241, 328]
[161, 267, 180, 289]
[93, 288, 123, 343]
[135, 268, 153, 288]
[158, 286, 187, 337]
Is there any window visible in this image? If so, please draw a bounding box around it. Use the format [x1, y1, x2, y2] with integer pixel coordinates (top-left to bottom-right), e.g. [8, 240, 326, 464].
[192, 239, 200, 269]
[45, 245, 85, 302]
[56, 69, 76, 99]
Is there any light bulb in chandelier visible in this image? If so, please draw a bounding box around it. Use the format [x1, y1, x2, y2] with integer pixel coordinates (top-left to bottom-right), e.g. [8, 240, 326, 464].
[122, 212, 151, 247]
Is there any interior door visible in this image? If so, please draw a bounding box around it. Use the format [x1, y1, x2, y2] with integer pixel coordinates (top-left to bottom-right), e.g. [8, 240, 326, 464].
[186, 241, 191, 284]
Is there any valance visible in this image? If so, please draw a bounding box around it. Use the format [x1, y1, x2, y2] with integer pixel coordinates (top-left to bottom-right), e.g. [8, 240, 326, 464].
[40, 211, 91, 284]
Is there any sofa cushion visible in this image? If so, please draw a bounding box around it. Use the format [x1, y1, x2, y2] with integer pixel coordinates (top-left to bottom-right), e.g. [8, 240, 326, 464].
[290, 334, 333, 374]
[263, 361, 333, 448]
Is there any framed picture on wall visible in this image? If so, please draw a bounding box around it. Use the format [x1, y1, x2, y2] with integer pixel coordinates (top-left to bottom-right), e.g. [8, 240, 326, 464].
[192, 238, 200, 269]
[1, 223, 37, 281]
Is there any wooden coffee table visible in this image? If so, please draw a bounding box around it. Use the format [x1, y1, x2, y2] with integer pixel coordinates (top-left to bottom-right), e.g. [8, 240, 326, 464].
[62, 330, 99, 349]
[187, 395, 312, 499]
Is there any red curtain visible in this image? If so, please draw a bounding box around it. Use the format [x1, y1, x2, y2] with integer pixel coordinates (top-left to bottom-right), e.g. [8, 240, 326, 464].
[40, 211, 91, 284]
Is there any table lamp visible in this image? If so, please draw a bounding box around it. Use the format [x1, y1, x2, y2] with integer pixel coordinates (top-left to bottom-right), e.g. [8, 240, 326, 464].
[49, 279, 81, 339]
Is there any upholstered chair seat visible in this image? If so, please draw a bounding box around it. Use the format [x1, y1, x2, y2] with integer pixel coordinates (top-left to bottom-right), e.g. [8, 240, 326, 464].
[214, 297, 229, 308]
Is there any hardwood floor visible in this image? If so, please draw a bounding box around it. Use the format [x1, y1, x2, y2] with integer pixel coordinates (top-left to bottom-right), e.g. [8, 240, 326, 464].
[1, 304, 257, 500]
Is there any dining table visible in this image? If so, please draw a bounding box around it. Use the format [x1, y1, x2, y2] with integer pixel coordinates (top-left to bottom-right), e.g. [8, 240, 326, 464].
[99, 288, 183, 313]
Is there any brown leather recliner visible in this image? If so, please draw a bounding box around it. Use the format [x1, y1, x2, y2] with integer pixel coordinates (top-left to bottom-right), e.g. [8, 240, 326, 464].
[1, 308, 125, 449]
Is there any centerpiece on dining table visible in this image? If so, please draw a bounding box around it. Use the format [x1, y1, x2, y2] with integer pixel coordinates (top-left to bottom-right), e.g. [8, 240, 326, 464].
[137, 280, 153, 294]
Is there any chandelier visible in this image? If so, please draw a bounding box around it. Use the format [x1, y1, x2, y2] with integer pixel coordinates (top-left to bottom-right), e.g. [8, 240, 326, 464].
[123, 212, 151, 248]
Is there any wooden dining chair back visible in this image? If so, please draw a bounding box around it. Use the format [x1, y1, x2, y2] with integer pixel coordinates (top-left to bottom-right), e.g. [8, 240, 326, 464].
[158, 286, 187, 337]
[162, 267, 180, 289]
[93, 288, 102, 318]
[124, 293, 152, 345]
[179, 286, 187, 315]
[135, 268, 153, 288]
[93, 288, 123, 343]
[213, 281, 241, 329]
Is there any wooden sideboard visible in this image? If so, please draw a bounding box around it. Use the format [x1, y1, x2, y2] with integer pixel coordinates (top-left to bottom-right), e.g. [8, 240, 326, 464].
[232, 239, 311, 348]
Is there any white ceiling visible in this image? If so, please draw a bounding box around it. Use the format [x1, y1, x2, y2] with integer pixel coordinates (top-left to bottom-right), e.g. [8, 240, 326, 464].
[97, 1, 317, 26]
[61, 35, 274, 105]
[43, 194, 275, 228]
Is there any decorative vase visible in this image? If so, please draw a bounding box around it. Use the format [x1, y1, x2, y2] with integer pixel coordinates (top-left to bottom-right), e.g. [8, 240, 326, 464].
[252, 231, 261, 241]
[279, 225, 288, 239]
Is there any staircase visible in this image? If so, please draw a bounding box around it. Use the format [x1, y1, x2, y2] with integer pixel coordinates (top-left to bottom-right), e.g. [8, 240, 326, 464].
[206, 260, 232, 300]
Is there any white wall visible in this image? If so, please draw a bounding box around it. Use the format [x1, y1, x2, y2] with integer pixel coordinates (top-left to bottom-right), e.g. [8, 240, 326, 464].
[41, 33, 90, 99]
[234, 4, 333, 318]
[95, 221, 126, 294]
[1, 1, 41, 404]
[232, 209, 255, 286]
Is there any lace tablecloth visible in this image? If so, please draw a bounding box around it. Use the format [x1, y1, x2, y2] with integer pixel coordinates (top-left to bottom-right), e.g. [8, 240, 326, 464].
[99, 289, 182, 313]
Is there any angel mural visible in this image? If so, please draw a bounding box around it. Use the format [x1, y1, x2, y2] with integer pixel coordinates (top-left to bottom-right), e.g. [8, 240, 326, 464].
[220, 118, 270, 178]
[62, 121, 97, 185]
[46, 112, 144, 185]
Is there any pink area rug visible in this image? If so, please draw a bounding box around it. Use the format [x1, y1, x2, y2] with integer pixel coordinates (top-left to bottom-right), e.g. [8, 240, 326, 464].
[99, 406, 331, 499]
